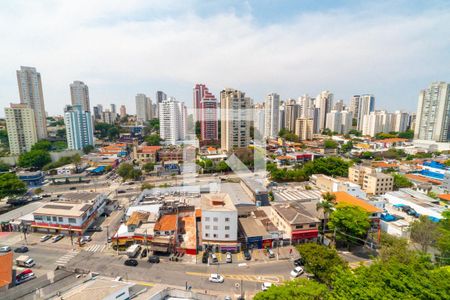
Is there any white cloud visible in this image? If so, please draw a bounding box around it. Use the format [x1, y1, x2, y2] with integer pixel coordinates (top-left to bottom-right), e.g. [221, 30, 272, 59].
[0, 1, 449, 115]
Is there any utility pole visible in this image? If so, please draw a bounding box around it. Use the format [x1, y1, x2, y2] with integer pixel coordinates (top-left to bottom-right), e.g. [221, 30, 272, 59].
[69, 225, 74, 247]
[106, 225, 109, 245]
[22, 225, 28, 245]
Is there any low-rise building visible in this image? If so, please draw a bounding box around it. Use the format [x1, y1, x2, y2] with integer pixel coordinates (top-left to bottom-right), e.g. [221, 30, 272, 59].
[333, 191, 382, 223]
[311, 174, 366, 199]
[132, 145, 161, 163]
[201, 193, 239, 252]
[31, 192, 107, 235]
[0, 252, 13, 292]
[363, 172, 394, 196]
[17, 171, 45, 187]
[238, 216, 272, 249]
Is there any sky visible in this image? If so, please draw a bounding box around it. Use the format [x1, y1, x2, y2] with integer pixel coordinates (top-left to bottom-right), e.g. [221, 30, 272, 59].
[0, 0, 449, 116]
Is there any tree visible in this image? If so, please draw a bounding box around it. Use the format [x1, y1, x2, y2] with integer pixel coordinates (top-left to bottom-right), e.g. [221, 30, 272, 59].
[324, 139, 338, 149]
[328, 204, 370, 246]
[0, 129, 9, 149]
[360, 151, 373, 159]
[141, 183, 155, 191]
[437, 210, 450, 264]
[341, 141, 353, 153]
[392, 173, 413, 189]
[296, 243, 348, 286]
[83, 145, 95, 154]
[398, 129, 414, 139]
[144, 134, 162, 146]
[195, 121, 201, 139]
[56, 128, 66, 139]
[348, 129, 362, 137]
[34, 187, 43, 195]
[117, 163, 142, 181]
[375, 132, 397, 140]
[31, 140, 52, 151]
[410, 215, 440, 253]
[216, 160, 230, 172]
[303, 157, 352, 178]
[107, 127, 120, 141]
[253, 278, 329, 300]
[0, 161, 10, 172]
[0, 173, 27, 198]
[378, 232, 426, 264]
[143, 162, 155, 173]
[18, 150, 52, 169]
[316, 192, 336, 232]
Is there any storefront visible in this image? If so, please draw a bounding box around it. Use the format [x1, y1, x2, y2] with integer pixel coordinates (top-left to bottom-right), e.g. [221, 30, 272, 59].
[291, 229, 319, 243]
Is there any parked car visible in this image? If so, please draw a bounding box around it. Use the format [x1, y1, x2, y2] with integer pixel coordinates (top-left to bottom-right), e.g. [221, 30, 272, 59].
[141, 249, 148, 258]
[0, 246, 11, 253]
[52, 234, 64, 243]
[211, 253, 218, 263]
[243, 249, 251, 260]
[80, 236, 91, 243]
[293, 257, 305, 267]
[117, 190, 126, 194]
[148, 255, 160, 263]
[124, 259, 138, 267]
[14, 246, 29, 253]
[208, 273, 224, 283]
[69, 187, 77, 190]
[267, 249, 275, 258]
[261, 282, 273, 291]
[15, 269, 35, 285]
[40, 234, 52, 242]
[86, 226, 102, 232]
[202, 252, 209, 264]
[290, 266, 304, 278]
[225, 252, 232, 263]
[41, 194, 51, 198]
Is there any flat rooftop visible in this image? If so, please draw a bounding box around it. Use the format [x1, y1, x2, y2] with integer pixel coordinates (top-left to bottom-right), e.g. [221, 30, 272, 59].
[34, 202, 93, 217]
[239, 217, 270, 238]
[58, 276, 133, 300]
[219, 182, 254, 206]
[58, 192, 101, 203]
[201, 193, 236, 212]
[273, 187, 322, 203]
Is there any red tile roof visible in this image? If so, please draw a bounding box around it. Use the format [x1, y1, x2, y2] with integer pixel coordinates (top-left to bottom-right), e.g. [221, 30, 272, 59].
[333, 191, 382, 213]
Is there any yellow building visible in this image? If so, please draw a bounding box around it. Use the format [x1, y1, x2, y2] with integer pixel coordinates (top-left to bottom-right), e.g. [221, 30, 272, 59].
[4, 103, 37, 155]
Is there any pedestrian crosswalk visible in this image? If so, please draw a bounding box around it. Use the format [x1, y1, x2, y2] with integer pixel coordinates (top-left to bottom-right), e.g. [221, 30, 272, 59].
[55, 250, 79, 266]
[83, 244, 106, 252]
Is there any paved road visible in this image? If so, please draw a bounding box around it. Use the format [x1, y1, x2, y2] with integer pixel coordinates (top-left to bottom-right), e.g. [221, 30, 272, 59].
[66, 251, 293, 294]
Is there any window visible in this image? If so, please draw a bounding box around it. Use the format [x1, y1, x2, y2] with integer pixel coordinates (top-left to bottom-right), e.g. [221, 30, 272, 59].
[225, 234, 229, 238]
[46, 216, 51, 221]
[213, 217, 218, 222]
[205, 217, 210, 222]
[205, 225, 210, 230]
[205, 233, 209, 237]
[34, 216, 43, 221]
[225, 226, 230, 230]
[225, 217, 230, 222]
[58, 217, 63, 222]
[309, 224, 316, 228]
[295, 225, 303, 229]
[52, 216, 57, 222]
[68, 218, 76, 224]
[213, 234, 218, 238]
[213, 226, 218, 230]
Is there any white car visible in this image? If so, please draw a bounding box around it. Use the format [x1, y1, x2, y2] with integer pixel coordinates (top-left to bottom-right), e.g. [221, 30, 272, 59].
[208, 273, 224, 283]
[261, 282, 273, 291]
[80, 236, 92, 243]
[0, 246, 11, 253]
[290, 266, 304, 278]
[40, 234, 52, 242]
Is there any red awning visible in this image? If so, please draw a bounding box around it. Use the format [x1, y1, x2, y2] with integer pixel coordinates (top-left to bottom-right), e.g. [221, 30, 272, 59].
[292, 229, 318, 240]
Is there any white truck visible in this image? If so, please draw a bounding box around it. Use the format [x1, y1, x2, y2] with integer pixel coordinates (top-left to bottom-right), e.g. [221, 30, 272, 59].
[16, 255, 35, 268]
[126, 244, 141, 258]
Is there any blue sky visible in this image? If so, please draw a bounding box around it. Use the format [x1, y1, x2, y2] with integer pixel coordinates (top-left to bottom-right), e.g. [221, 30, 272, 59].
[0, 0, 449, 116]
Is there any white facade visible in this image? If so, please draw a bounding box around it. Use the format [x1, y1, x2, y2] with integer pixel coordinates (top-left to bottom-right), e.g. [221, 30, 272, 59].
[253, 103, 265, 140]
[414, 81, 450, 142]
[201, 194, 238, 242]
[70, 81, 90, 112]
[264, 93, 280, 138]
[4, 103, 38, 155]
[285, 99, 300, 133]
[356, 94, 375, 131]
[159, 97, 186, 145]
[299, 94, 314, 118]
[64, 105, 94, 150]
[16, 66, 48, 139]
[135, 93, 152, 122]
[326, 110, 353, 134]
[392, 110, 410, 133]
[362, 110, 393, 137]
[316, 90, 333, 132]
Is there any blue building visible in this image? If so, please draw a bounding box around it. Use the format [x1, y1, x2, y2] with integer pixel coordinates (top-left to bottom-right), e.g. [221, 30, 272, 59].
[64, 105, 94, 150]
[18, 171, 45, 187]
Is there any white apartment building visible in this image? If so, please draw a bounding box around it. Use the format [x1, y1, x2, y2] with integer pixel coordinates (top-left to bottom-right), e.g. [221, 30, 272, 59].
[356, 94, 375, 131]
[16, 66, 48, 139]
[101, 110, 116, 125]
[392, 110, 410, 133]
[253, 103, 265, 140]
[64, 105, 94, 150]
[201, 193, 238, 251]
[135, 93, 152, 122]
[159, 97, 186, 145]
[220, 89, 252, 151]
[299, 94, 314, 118]
[4, 103, 38, 155]
[315, 90, 333, 132]
[326, 110, 353, 134]
[70, 81, 90, 112]
[285, 99, 300, 133]
[362, 110, 393, 137]
[414, 81, 450, 142]
[264, 93, 280, 138]
[295, 118, 314, 141]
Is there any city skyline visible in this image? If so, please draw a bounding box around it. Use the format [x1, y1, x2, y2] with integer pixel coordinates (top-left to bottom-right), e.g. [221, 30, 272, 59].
[1, 1, 449, 116]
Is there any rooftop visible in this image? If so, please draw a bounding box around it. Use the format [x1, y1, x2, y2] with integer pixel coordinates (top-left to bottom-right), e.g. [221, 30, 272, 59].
[0, 201, 46, 223]
[154, 214, 177, 232]
[272, 203, 319, 225]
[58, 192, 101, 203]
[374, 138, 408, 143]
[219, 183, 254, 207]
[405, 174, 442, 185]
[239, 217, 270, 238]
[58, 276, 133, 300]
[438, 194, 450, 201]
[273, 187, 322, 203]
[126, 211, 150, 227]
[333, 191, 382, 213]
[0, 252, 13, 288]
[34, 202, 93, 217]
[139, 145, 161, 153]
[201, 193, 236, 212]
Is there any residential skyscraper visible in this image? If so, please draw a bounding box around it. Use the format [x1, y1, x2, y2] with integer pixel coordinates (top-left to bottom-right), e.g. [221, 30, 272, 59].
[315, 91, 333, 132]
[299, 94, 314, 118]
[285, 99, 300, 133]
[159, 97, 186, 145]
[16, 66, 47, 139]
[135, 94, 152, 122]
[120, 105, 127, 118]
[392, 111, 409, 133]
[326, 110, 353, 134]
[70, 81, 90, 112]
[264, 93, 280, 138]
[362, 110, 392, 137]
[333, 99, 344, 112]
[64, 105, 94, 150]
[193, 84, 218, 143]
[93, 105, 102, 120]
[155, 91, 167, 119]
[356, 94, 375, 131]
[110, 104, 116, 114]
[414, 82, 450, 142]
[253, 103, 265, 140]
[295, 118, 314, 141]
[4, 103, 38, 155]
[220, 89, 252, 151]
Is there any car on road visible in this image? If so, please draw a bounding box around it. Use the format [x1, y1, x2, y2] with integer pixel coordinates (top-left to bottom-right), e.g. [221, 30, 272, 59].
[294, 257, 305, 266]
[117, 190, 126, 194]
[41, 194, 51, 198]
[0, 246, 11, 253]
[141, 249, 148, 258]
[243, 249, 251, 260]
[80, 236, 91, 243]
[14, 246, 29, 253]
[124, 259, 138, 267]
[208, 273, 224, 283]
[290, 266, 304, 278]
[148, 255, 160, 263]
[86, 226, 102, 232]
[211, 253, 218, 263]
[69, 187, 77, 190]
[225, 252, 232, 263]
[202, 252, 209, 264]
[52, 234, 64, 243]
[40, 234, 52, 242]
[267, 249, 275, 258]
[15, 269, 35, 285]
[261, 282, 273, 291]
